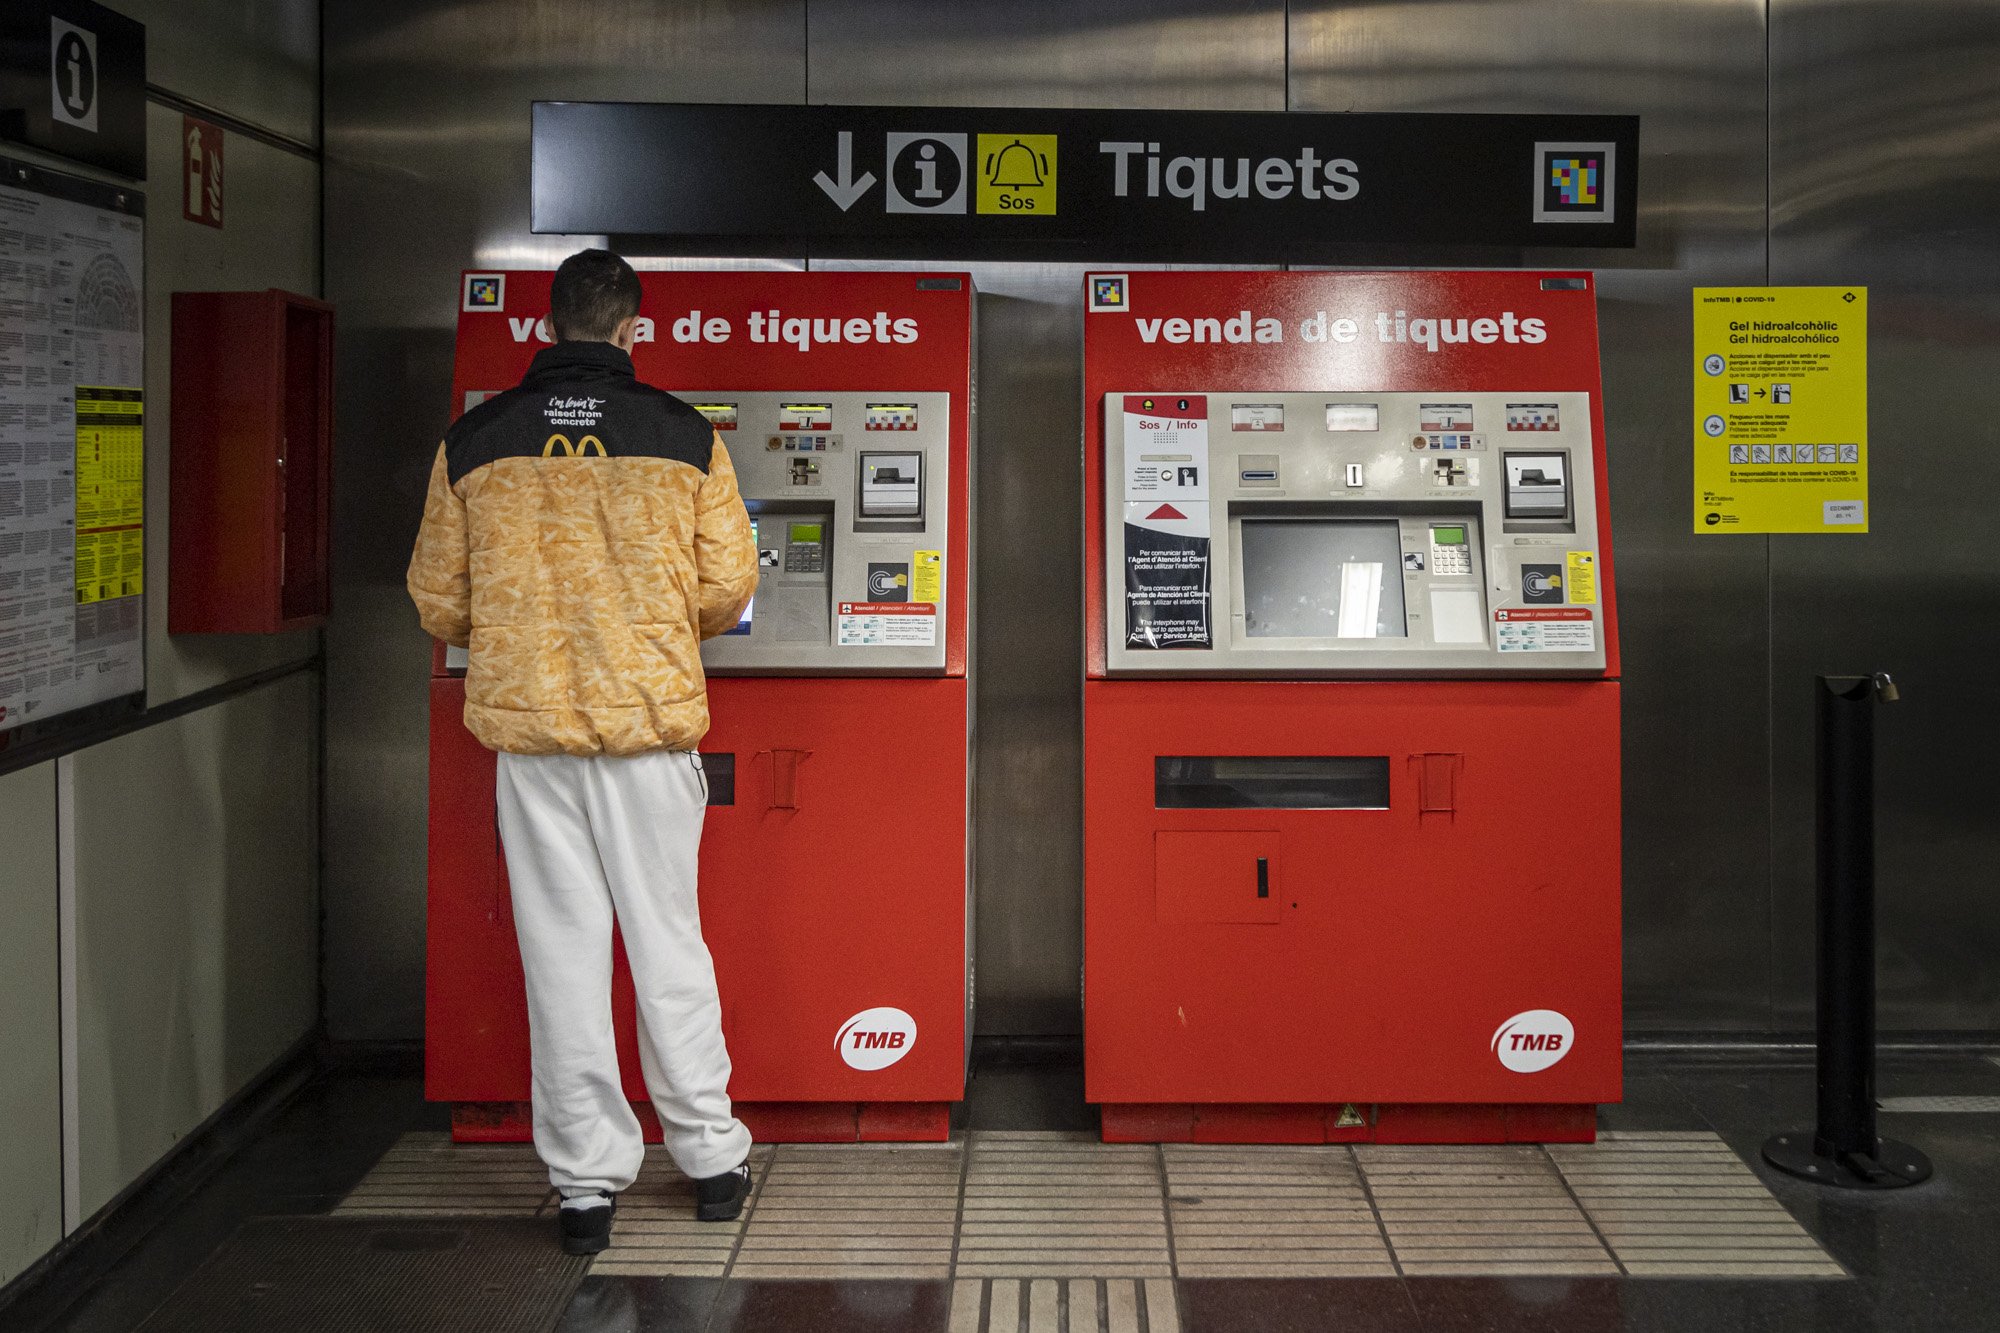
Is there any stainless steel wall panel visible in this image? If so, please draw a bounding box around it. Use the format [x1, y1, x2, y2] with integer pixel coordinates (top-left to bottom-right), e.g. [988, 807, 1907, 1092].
[808, 1, 1285, 1034]
[1289, 1, 1776, 1031]
[0, 764, 63, 1283]
[322, 0, 808, 1040]
[1767, 0, 2000, 1031]
[143, 103, 323, 706]
[319, 0, 2000, 1044]
[118, 0, 320, 144]
[806, 0, 1286, 110]
[68, 673, 320, 1219]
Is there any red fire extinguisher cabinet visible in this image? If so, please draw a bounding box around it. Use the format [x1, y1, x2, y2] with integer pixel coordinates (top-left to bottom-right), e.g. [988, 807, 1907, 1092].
[170, 288, 334, 633]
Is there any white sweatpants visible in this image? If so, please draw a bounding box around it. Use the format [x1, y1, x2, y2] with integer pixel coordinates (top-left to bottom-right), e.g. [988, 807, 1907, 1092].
[495, 748, 751, 1191]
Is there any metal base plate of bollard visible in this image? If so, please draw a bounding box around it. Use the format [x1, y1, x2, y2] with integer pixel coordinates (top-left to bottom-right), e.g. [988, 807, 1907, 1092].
[1763, 1130, 1932, 1190]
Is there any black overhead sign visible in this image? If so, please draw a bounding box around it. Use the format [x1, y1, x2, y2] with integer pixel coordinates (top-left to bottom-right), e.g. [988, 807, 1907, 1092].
[532, 102, 1639, 262]
[0, 0, 147, 180]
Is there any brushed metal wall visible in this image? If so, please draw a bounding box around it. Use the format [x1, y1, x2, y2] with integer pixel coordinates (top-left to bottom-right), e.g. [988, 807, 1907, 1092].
[322, 1, 806, 1040]
[322, 0, 2000, 1041]
[1767, 0, 2000, 1030]
[809, 0, 1286, 1034]
[1290, 1, 1775, 1031]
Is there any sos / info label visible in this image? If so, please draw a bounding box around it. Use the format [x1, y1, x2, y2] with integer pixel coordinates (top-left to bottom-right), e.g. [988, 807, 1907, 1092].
[1693, 287, 1867, 533]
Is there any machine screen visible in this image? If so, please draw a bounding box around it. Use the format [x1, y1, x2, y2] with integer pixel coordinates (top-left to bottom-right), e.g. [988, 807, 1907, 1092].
[727, 518, 758, 634]
[1241, 519, 1408, 640]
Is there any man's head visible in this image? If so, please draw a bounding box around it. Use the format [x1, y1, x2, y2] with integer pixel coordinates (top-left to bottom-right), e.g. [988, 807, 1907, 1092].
[548, 248, 643, 351]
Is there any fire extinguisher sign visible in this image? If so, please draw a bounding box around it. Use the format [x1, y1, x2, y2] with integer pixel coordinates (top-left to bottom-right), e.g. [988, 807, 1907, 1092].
[182, 116, 223, 229]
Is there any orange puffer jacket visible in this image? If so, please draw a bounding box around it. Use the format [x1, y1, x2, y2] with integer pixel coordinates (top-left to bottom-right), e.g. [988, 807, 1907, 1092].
[407, 341, 757, 756]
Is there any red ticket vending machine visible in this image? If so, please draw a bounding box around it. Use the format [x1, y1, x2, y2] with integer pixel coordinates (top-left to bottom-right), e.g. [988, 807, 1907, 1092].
[430, 271, 974, 1142]
[1082, 270, 1620, 1144]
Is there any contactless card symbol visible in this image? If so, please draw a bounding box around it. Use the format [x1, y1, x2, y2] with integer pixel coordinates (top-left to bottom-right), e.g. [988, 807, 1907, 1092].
[1522, 564, 1565, 604]
[1089, 274, 1129, 313]
[977, 134, 1057, 215]
[463, 273, 505, 312]
[1534, 142, 1616, 224]
[867, 562, 911, 602]
[885, 133, 968, 214]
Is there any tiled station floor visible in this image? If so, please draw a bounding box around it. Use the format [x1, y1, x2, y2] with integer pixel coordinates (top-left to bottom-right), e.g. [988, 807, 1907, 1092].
[10, 1049, 2000, 1332]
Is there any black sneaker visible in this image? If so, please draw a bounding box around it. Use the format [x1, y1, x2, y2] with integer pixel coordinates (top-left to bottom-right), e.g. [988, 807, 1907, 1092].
[694, 1161, 752, 1222]
[558, 1191, 616, 1256]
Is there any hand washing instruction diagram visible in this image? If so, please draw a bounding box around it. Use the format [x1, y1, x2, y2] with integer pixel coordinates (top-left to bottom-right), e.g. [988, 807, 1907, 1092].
[1692, 287, 1868, 533]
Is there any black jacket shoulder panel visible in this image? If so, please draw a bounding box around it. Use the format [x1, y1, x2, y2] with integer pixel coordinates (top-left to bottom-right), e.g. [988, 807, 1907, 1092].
[442, 346, 715, 486]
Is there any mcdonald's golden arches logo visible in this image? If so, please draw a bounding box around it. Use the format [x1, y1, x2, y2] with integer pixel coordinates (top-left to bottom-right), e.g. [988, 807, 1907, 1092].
[542, 433, 608, 458]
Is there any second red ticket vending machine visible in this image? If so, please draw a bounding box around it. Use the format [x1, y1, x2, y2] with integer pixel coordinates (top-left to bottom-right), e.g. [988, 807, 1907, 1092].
[429, 270, 974, 1141]
[1082, 270, 1621, 1143]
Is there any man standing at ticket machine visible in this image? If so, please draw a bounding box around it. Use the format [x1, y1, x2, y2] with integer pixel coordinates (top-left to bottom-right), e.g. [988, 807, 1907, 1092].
[408, 250, 759, 1254]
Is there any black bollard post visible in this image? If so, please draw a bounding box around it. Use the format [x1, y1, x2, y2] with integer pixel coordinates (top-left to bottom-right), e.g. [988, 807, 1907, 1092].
[1763, 674, 1931, 1189]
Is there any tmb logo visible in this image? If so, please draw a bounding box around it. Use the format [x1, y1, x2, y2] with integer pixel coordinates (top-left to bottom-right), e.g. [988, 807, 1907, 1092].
[837, 1006, 918, 1071]
[1491, 1009, 1575, 1074]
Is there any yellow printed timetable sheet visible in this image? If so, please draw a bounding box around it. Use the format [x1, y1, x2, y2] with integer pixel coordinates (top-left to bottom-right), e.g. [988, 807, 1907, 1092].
[75, 385, 146, 604]
[1693, 287, 1867, 533]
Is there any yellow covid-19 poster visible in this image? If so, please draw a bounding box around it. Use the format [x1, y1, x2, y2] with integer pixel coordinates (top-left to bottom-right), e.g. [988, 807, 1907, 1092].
[1692, 287, 1867, 534]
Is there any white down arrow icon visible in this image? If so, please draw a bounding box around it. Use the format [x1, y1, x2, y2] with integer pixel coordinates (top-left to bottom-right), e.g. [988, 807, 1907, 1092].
[814, 131, 877, 211]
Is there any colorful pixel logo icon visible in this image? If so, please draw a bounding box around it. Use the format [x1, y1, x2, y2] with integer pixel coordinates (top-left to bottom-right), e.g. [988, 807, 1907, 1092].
[462, 273, 505, 312]
[1533, 142, 1615, 224]
[1089, 274, 1129, 313]
[1551, 158, 1597, 206]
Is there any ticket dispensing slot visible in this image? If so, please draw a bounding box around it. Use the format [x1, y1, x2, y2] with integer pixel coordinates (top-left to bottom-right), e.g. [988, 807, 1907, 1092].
[859, 452, 924, 529]
[1503, 450, 1572, 531]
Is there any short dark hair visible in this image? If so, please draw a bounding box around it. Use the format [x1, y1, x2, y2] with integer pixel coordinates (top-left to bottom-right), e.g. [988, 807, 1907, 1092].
[548, 248, 642, 342]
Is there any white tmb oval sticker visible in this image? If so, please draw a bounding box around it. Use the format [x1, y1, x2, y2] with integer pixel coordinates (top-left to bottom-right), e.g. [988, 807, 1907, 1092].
[837, 1007, 918, 1071]
[1491, 1009, 1575, 1073]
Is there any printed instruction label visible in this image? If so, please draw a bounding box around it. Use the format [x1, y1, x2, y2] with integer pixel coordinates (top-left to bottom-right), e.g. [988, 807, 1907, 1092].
[1495, 607, 1597, 653]
[1122, 395, 1213, 649]
[912, 549, 943, 604]
[1123, 394, 1210, 502]
[1565, 550, 1598, 605]
[1693, 287, 1868, 533]
[836, 602, 937, 647]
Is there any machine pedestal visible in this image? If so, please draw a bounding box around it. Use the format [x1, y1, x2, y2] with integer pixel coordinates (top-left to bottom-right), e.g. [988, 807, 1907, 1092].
[451, 1100, 952, 1145]
[1099, 1103, 1596, 1145]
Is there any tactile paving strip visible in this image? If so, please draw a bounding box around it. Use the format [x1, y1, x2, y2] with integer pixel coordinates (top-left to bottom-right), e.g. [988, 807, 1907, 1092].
[1358, 1142, 1618, 1277]
[1166, 1145, 1392, 1277]
[730, 1142, 961, 1280]
[335, 1129, 1844, 1281]
[333, 1137, 553, 1217]
[955, 1132, 1171, 1279]
[1549, 1131, 1846, 1278]
[1876, 1095, 2000, 1113]
[947, 1277, 1179, 1333]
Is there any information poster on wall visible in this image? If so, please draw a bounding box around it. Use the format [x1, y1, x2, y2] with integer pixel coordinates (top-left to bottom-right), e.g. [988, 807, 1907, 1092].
[1692, 287, 1868, 533]
[1122, 394, 1212, 649]
[0, 160, 146, 740]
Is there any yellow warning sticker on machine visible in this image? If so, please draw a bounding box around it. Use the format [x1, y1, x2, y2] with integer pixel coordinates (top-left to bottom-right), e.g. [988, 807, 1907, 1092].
[1693, 287, 1867, 533]
[912, 549, 943, 604]
[1566, 550, 1597, 604]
